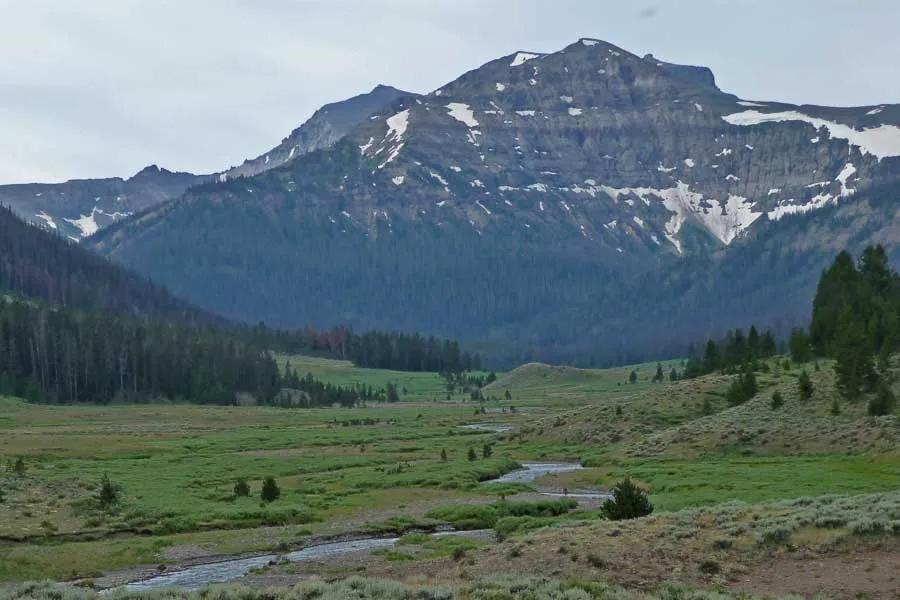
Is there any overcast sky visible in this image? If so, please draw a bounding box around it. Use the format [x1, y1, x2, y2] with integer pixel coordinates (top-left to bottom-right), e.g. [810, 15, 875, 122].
[2, 0, 898, 184]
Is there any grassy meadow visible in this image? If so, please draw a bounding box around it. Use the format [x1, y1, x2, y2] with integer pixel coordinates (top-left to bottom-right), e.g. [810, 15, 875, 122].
[0, 353, 898, 592]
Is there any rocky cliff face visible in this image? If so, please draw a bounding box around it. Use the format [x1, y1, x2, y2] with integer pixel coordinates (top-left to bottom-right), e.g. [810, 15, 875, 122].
[222, 85, 414, 180]
[2, 86, 412, 241]
[0, 166, 206, 241]
[88, 38, 900, 365]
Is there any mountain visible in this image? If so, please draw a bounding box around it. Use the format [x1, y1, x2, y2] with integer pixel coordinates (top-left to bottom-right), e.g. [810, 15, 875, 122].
[1, 86, 413, 241]
[0, 166, 207, 241]
[88, 38, 900, 365]
[0, 205, 213, 322]
[222, 84, 414, 180]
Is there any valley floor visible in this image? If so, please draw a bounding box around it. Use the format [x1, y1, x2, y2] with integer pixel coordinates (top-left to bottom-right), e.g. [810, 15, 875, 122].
[0, 355, 898, 598]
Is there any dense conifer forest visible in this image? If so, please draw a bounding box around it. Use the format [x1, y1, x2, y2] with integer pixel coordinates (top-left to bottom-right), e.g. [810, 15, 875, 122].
[0, 206, 212, 322]
[682, 245, 899, 409]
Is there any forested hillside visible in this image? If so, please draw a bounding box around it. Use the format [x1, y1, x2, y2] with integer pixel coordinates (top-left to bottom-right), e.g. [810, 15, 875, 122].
[0, 206, 213, 322]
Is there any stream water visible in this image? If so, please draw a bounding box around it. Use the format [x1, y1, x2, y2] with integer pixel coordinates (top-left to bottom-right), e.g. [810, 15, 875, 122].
[117, 463, 593, 591]
[120, 531, 490, 591]
[490, 462, 585, 484]
[459, 423, 515, 433]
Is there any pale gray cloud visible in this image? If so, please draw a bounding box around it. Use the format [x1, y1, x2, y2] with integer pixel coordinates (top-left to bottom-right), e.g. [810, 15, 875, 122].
[1, 0, 897, 183]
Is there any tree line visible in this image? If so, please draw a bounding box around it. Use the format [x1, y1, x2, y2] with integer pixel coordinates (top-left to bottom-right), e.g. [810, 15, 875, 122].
[0, 297, 398, 407]
[808, 245, 898, 407]
[256, 327, 482, 374]
[680, 245, 898, 415]
[682, 325, 778, 379]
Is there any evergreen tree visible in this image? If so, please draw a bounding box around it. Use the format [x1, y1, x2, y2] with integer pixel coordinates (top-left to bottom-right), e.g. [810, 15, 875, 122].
[788, 328, 813, 363]
[261, 477, 280, 503]
[233, 478, 250, 497]
[726, 364, 757, 405]
[482, 444, 493, 459]
[669, 368, 678, 382]
[703, 340, 721, 373]
[628, 370, 638, 384]
[833, 316, 876, 402]
[467, 447, 477, 461]
[385, 382, 400, 403]
[440, 448, 447, 462]
[868, 383, 897, 416]
[12, 458, 25, 477]
[654, 363, 664, 382]
[770, 390, 784, 409]
[97, 473, 122, 510]
[798, 370, 814, 402]
[601, 478, 653, 520]
[761, 330, 777, 357]
[747, 325, 761, 359]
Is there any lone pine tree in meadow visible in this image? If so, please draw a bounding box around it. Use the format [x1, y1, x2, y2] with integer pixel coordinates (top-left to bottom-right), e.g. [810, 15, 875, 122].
[654, 363, 664, 382]
[234, 478, 250, 497]
[261, 477, 280, 503]
[601, 478, 653, 520]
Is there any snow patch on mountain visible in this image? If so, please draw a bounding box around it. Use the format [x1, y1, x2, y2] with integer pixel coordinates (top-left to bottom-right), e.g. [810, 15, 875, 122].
[597, 181, 760, 249]
[836, 163, 857, 197]
[510, 52, 540, 67]
[64, 206, 133, 238]
[768, 193, 836, 221]
[385, 110, 410, 142]
[35, 212, 57, 229]
[723, 110, 900, 159]
[446, 103, 480, 127]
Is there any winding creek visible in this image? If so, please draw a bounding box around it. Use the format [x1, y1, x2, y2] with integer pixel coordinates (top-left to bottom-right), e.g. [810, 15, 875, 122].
[491, 462, 585, 483]
[113, 463, 596, 591]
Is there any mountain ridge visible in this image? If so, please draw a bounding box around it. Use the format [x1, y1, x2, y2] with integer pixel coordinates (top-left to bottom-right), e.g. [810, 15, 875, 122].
[77, 37, 900, 364]
[0, 85, 415, 242]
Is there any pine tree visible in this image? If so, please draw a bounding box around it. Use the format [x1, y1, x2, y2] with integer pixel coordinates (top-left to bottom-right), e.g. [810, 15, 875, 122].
[669, 368, 678, 382]
[234, 478, 250, 497]
[833, 316, 876, 401]
[798, 370, 814, 402]
[12, 458, 25, 477]
[467, 447, 477, 461]
[789, 328, 813, 363]
[654, 363, 664, 382]
[440, 448, 448, 462]
[482, 444, 493, 459]
[261, 477, 280, 503]
[770, 390, 784, 409]
[748, 325, 761, 359]
[868, 383, 897, 416]
[628, 370, 638, 384]
[601, 478, 653, 520]
[703, 340, 721, 373]
[97, 473, 122, 510]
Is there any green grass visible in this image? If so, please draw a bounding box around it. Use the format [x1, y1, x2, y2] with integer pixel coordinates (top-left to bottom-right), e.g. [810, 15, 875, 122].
[278, 354, 467, 401]
[1, 353, 897, 585]
[594, 454, 900, 511]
